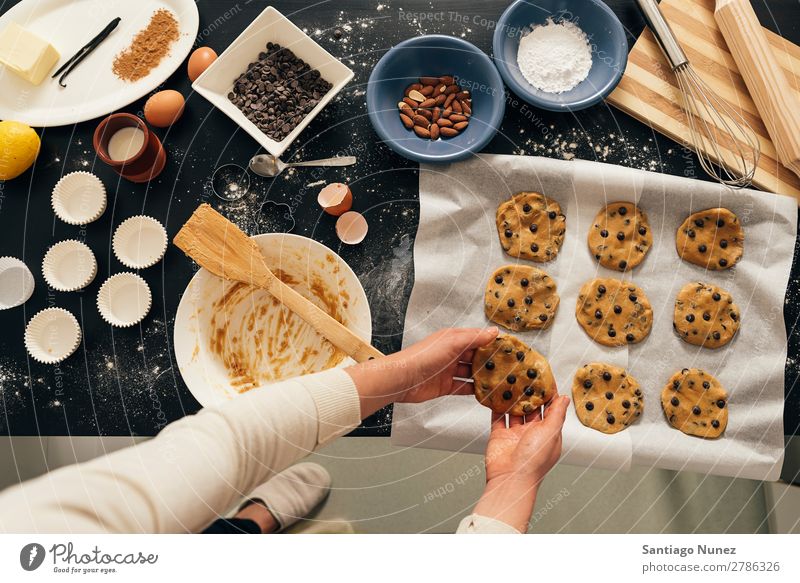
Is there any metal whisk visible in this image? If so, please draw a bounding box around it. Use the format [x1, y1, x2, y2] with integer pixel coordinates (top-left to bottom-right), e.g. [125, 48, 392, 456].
[636, 0, 760, 188]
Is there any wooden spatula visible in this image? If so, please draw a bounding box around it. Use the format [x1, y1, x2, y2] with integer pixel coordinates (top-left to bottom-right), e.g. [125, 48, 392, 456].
[174, 203, 383, 363]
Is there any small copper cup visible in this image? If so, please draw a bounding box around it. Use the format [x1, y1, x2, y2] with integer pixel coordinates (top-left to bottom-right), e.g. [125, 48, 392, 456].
[93, 113, 166, 183]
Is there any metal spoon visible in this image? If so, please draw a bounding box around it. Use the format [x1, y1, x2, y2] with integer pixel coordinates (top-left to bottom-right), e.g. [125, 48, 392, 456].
[248, 154, 357, 178]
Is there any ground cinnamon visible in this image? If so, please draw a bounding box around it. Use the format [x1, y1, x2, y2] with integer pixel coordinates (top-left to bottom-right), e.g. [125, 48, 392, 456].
[112, 9, 179, 82]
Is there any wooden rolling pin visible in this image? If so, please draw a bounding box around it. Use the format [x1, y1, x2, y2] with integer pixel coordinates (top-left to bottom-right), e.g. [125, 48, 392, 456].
[174, 204, 383, 363]
[715, 0, 800, 178]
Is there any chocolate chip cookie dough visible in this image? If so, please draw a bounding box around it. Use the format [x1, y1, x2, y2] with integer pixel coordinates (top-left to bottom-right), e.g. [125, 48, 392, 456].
[673, 282, 740, 348]
[661, 368, 728, 438]
[496, 192, 566, 262]
[472, 334, 557, 416]
[587, 202, 652, 271]
[676, 208, 744, 270]
[572, 363, 643, 434]
[484, 265, 559, 331]
[575, 278, 653, 347]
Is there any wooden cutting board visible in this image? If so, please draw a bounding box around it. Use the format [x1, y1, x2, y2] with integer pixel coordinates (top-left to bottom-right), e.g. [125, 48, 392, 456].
[607, 0, 800, 201]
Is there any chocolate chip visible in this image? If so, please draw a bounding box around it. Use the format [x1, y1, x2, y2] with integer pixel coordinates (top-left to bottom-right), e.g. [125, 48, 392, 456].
[531, 243, 539, 253]
[629, 294, 637, 302]
[638, 226, 647, 236]
[622, 400, 631, 408]
[711, 419, 720, 428]
[485, 360, 494, 370]
[635, 388, 642, 396]
[605, 391, 613, 400]
[686, 314, 695, 322]
[619, 260, 627, 269]
[523, 203, 531, 212]
[688, 229, 695, 238]
[606, 414, 615, 424]
[603, 371, 612, 381]
[617, 232, 625, 241]
[494, 275, 503, 284]
[504, 229, 513, 238]
[585, 402, 594, 411]
[583, 379, 593, 389]
[598, 285, 606, 294]
[720, 239, 728, 248]
[520, 278, 529, 287]
[671, 397, 680, 406]
[524, 387, 534, 396]
[527, 369, 537, 379]
[524, 296, 533, 305]
[502, 390, 513, 400]
[716, 399, 726, 408]
[618, 206, 628, 216]
[703, 312, 711, 321]
[626, 333, 635, 342]
[613, 305, 622, 314]
[507, 375, 516, 384]
[599, 229, 608, 238]
[673, 380, 680, 389]
[694, 218, 704, 227]
[712, 331, 721, 340]
[507, 298, 515, 307]
[538, 314, 548, 322]
[548, 211, 557, 219]
[717, 219, 724, 227]
[529, 224, 538, 233]
[692, 406, 701, 415]
[608, 329, 617, 337]
[703, 381, 710, 389]
[595, 309, 602, 319]
[712, 292, 721, 301]
[698, 244, 707, 253]
[719, 258, 728, 267]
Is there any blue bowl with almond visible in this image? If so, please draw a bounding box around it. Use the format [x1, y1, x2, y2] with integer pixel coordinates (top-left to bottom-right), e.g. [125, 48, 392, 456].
[366, 35, 506, 163]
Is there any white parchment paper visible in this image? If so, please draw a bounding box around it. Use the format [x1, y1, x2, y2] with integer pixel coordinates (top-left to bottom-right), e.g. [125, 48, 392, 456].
[392, 154, 797, 481]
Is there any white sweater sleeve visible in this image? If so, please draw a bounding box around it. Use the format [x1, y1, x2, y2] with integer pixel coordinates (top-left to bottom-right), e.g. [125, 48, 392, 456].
[455, 514, 522, 534]
[0, 368, 360, 534]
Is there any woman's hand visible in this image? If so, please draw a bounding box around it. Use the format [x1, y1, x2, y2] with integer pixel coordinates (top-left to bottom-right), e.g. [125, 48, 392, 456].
[345, 327, 498, 417]
[472, 395, 570, 532]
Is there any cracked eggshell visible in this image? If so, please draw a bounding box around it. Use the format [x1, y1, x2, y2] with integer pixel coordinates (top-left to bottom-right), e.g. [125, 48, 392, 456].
[317, 182, 353, 216]
[335, 211, 368, 245]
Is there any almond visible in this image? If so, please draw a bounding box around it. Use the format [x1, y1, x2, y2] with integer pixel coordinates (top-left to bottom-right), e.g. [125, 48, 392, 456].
[409, 83, 422, 91]
[408, 89, 426, 102]
[419, 108, 432, 120]
[418, 98, 437, 108]
[461, 101, 472, 115]
[413, 125, 431, 138]
[444, 93, 456, 108]
[439, 75, 455, 85]
[434, 93, 447, 106]
[398, 101, 411, 112]
[419, 76, 440, 86]
[436, 118, 453, 128]
[439, 127, 459, 138]
[452, 100, 463, 113]
[444, 84, 459, 95]
[449, 113, 468, 123]
[442, 107, 453, 118]
[457, 91, 470, 101]
[399, 113, 414, 129]
[432, 107, 441, 122]
[435, 83, 447, 94]
[403, 97, 418, 109]
[453, 121, 469, 131]
[420, 85, 434, 97]
[430, 123, 440, 140]
[412, 114, 429, 127]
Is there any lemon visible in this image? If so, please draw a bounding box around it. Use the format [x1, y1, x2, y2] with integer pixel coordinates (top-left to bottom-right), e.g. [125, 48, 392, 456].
[0, 121, 40, 181]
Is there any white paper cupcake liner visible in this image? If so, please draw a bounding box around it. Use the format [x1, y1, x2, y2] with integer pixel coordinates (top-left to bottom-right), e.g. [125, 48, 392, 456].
[24, 307, 81, 364]
[42, 240, 97, 292]
[97, 272, 152, 327]
[112, 215, 168, 269]
[0, 256, 35, 309]
[51, 172, 107, 225]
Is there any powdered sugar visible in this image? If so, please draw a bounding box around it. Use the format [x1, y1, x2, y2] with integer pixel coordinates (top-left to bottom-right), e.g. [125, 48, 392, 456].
[517, 18, 592, 93]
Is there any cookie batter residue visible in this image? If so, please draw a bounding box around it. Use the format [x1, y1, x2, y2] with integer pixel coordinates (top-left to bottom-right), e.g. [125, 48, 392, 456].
[208, 267, 348, 392]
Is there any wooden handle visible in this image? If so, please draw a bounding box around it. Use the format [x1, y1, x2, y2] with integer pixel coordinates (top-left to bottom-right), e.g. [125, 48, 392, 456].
[715, 0, 800, 177]
[264, 276, 383, 363]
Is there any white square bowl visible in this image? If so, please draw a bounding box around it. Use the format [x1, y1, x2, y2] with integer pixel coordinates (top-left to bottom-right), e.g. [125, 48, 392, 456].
[192, 6, 354, 158]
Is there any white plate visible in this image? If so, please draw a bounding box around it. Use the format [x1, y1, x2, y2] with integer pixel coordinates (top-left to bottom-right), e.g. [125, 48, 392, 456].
[192, 6, 354, 158]
[0, 0, 199, 127]
[174, 233, 372, 408]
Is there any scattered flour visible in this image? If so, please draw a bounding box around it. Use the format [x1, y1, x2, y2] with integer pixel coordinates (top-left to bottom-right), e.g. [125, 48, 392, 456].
[517, 18, 592, 93]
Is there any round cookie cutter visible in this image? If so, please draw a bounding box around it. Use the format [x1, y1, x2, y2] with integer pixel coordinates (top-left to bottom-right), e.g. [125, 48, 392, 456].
[24, 307, 82, 364]
[0, 256, 35, 309]
[112, 215, 168, 269]
[42, 240, 97, 292]
[97, 272, 152, 327]
[51, 171, 107, 225]
[211, 163, 250, 201]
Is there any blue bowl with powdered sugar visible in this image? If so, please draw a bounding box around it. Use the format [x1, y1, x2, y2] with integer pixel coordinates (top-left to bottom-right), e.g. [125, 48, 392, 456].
[493, 0, 627, 111]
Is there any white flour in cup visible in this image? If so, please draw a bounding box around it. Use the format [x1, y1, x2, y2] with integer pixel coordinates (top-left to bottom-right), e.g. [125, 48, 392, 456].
[516, 17, 593, 93]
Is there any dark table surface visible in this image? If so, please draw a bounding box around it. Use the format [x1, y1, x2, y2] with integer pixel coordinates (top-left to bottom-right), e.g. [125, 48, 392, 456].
[1, 0, 798, 438]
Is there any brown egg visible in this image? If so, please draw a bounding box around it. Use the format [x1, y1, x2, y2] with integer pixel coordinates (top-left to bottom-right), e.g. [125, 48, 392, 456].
[144, 90, 185, 127]
[188, 47, 217, 82]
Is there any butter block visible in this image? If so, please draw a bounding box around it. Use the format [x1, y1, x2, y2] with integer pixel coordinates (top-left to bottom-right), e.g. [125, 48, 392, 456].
[0, 22, 60, 85]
